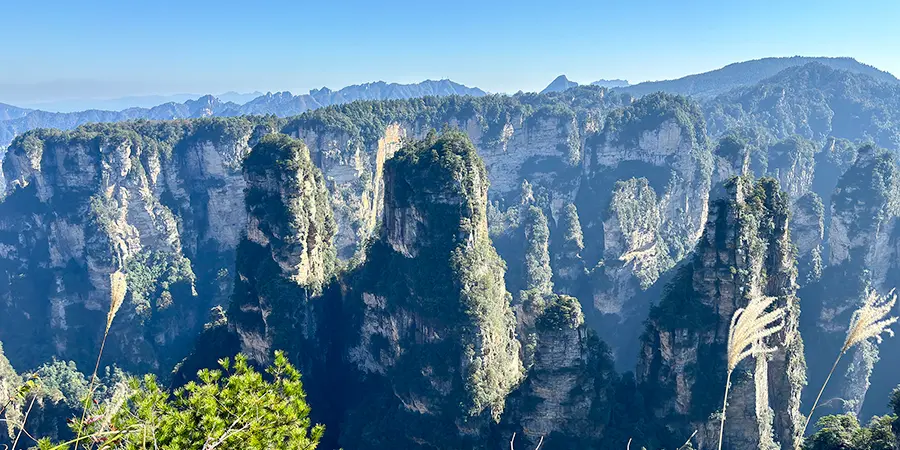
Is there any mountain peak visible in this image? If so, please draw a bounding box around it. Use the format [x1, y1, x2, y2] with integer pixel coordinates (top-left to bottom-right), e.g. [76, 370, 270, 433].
[540, 75, 579, 94]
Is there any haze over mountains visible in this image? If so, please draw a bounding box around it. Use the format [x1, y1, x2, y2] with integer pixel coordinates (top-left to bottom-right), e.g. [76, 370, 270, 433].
[2, 56, 897, 150]
[3, 50, 900, 450]
[0, 79, 486, 147]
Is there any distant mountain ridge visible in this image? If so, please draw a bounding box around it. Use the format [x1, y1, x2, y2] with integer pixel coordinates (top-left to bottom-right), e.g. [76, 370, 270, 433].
[540, 76, 631, 93]
[18, 91, 264, 113]
[0, 79, 487, 147]
[0, 104, 30, 122]
[619, 56, 899, 98]
[591, 79, 630, 88]
[705, 61, 900, 149]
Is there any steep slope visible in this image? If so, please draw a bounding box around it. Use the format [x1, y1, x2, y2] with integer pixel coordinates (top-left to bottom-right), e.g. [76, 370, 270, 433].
[800, 145, 900, 421]
[706, 63, 900, 149]
[0, 343, 22, 444]
[571, 93, 713, 364]
[638, 177, 806, 450]
[499, 292, 617, 450]
[0, 103, 30, 121]
[283, 88, 629, 259]
[339, 132, 523, 449]
[622, 56, 897, 99]
[227, 134, 337, 364]
[0, 118, 278, 373]
[0, 88, 631, 380]
[541, 75, 579, 94]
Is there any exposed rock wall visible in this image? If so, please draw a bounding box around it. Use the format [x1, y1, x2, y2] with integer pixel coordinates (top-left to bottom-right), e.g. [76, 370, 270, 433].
[577, 93, 713, 362]
[803, 145, 900, 419]
[500, 292, 616, 449]
[340, 132, 523, 449]
[227, 134, 337, 365]
[637, 177, 806, 450]
[0, 119, 274, 373]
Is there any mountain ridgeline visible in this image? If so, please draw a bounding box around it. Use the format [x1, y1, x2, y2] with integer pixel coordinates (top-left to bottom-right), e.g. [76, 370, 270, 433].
[0, 79, 487, 148]
[2, 59, 900, 449]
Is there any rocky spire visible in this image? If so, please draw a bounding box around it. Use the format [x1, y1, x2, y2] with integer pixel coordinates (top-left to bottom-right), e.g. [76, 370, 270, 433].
[638, 176, 806, 450]
[228, 133, 337, 365]
[342, 132, 523, 449]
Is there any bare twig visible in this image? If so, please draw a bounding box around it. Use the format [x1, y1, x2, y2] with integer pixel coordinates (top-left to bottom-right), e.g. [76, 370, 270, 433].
[681, 430, 698, 449]
[11, 394, 36, 450]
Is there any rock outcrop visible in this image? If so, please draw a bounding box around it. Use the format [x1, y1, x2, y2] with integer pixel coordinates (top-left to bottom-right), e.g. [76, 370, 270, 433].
[577, 93, 713, 362]
[802, 145, 900, 419]
[501, 292, 616, 449]
[638, 177, 806, 450]
[0, 118, 275, 374]
[227, 134, 337, 365]
[340, 132, 523, 449]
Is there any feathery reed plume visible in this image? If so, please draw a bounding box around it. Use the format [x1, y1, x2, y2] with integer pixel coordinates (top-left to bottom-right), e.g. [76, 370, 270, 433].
[107, 271, 127, 333]
[717, 295, 785, 450]
[799, 288, 897, 443]
[75, 270, 127, 450]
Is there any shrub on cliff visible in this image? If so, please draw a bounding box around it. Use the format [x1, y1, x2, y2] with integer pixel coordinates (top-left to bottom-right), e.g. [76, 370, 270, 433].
[41, 351, 322, 450]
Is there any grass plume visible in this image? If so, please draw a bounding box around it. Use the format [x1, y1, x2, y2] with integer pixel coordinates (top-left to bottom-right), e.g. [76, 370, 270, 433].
[718, 295, 786, 450]
[107, 271, 127, 333]
[799, 288, 897, 444]
[75, 270, 127, 450]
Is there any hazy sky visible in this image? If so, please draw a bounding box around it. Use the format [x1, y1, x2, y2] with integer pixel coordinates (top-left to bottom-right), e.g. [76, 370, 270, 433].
[3, 0, 900, 105]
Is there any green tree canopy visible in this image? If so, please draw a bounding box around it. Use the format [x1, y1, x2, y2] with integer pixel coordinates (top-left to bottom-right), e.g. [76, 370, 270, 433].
[44, 351, 322, 450]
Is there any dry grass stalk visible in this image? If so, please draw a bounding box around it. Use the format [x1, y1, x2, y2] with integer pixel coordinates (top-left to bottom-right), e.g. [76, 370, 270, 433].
[799, 288, 897, 444]
[75, 271, 128, 450]
[11, 394, 37, 450]
[718, 295, 786, 450]
[107, 270, 127, 333]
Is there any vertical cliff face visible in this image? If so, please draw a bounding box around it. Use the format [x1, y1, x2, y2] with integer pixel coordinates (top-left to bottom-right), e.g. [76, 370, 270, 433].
[500, 292, 616, 449]
[792, 193, 825, 284]
[341, 132, 523, 449]
[0, 343, 21, 444]
[637, 177, 806, 450]
[551, 202, 586, 295]
[577, 93, 713, 362]
[227, 134, 337, 365]
[287, 123, 405, 259]
[0, 119, 275, 374]
[803, 145, 900, 419]
[766, 137, 817, 201]
[282, 97, 602, 261]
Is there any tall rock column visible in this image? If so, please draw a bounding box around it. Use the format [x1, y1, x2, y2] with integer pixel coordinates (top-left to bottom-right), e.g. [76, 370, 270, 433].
[342, 132, 523, 449]
[578, 93, 713, 363]
[807, 145, 900, 419]
[638, 177, 806, 450]
[228, 133, 337, 366]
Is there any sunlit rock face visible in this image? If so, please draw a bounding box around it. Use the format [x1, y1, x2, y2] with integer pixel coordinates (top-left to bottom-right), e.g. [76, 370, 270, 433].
[638, 177, 805, 450]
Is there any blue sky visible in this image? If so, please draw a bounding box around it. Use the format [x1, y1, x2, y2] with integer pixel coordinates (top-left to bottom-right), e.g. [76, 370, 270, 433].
[3, 0, 900, 105]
